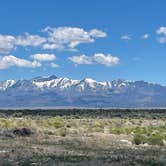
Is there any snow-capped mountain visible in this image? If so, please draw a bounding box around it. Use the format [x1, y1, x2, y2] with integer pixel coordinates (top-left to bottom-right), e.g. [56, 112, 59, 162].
[0, 75, 166, 108]
[0, 80, 16, 91]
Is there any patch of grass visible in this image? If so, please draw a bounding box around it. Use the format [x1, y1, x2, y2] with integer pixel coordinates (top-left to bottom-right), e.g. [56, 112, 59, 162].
[148, 134, 164, 146]
[133, 133, 165, 146]
[92, 126, 104, 132]
[109, 128, 124, 134]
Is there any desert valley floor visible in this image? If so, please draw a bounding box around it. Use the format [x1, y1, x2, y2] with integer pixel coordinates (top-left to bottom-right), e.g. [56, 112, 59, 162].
[0, 109, 165, 165]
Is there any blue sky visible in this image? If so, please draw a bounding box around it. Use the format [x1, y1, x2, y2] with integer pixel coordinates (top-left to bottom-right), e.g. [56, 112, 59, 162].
[0, 0, 166, 84]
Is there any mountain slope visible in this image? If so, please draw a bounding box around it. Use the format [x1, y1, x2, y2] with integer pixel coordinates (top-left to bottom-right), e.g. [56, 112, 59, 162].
[0, 75, 166, 108]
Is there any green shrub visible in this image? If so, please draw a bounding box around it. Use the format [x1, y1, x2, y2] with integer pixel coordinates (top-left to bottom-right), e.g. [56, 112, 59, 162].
[124, 128, 133, 134]
[133, 134, 147, 145]
[58, 127, 67, 137]
[52, 117, 65, 128]
[92, 126, 104, 132]
[109, 128, 124, 134]
[92, 121, 104, 128]
[148, 134, 164, 146]
[12, 112, 23, 117]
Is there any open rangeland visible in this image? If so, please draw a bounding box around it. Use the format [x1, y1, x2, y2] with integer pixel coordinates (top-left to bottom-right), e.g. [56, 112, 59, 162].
[0, 109, 165, 166]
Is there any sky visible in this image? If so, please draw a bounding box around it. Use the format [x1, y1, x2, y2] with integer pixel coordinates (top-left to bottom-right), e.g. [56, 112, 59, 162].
[0, 0, 166, 84]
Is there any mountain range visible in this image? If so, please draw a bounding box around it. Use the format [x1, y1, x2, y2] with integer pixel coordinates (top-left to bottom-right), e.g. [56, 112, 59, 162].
[0, 75, 166, 108]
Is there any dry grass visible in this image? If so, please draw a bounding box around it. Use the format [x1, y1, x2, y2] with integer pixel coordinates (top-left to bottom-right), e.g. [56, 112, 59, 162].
[0, 109, 165, 165]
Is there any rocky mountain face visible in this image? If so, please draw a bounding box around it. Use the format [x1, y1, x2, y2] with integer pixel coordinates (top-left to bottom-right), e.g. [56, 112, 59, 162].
[0, 75, 166, 108]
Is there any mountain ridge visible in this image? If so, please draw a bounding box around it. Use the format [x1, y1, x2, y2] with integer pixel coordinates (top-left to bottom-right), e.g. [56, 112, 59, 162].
[0, 75, 166, 108]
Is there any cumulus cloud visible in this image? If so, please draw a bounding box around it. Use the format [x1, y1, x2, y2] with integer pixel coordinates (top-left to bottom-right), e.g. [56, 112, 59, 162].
[156, 27, 166, 35]
[157, 37, 166, 43]
[69, 55, 92, 65]
[0, 55, 41, 69]
[156, 27, 166, 43]
[0, 33, 47, 54]
[50, 62, 59, 68]
[142, 34, 149, 39]
[69, 53, 120, 67]
[0, 35, 16, 53]
[42, 43, 62, 50]
[121, 35, 131, 40]
[93, 53, 120, 67]
[15, 33, 46, 47]
[0, 27, 107, 53]
[30, 53, 59, 69]
[42, 26, 107, 50]
[88, 29, 107, 38]
[30, 53, 56, 61]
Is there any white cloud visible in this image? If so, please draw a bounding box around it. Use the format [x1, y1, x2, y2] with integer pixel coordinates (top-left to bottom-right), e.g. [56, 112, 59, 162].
[69, 53, 119, 67]
[50, 62, 59, 68]
[15, 33, 46, 47]
[43, 26, 107, 50]
[121, 35, 131, 40]
[42, 43, 62, 50]
[0, 35, 15, 53]
[142, 34, 149, 39]
[93, 53, 120, 67]
[30, 53, 56, 61]
[0, 27, 107, 53]
[156, 27, 166, 43]
[89, 29, 107, 38]
[156, 27, 166, 35]
[157, 37, 166, 43]
[0, 33, 47, 54]
[69, 55, 92, 65]
[0, 55, 41, 69]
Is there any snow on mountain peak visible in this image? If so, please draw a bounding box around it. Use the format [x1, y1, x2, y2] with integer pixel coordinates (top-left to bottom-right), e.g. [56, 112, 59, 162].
[0, 80, 16, 90]
[83, 78, 96, 83]
[0, 76, 129, 92]
[32, 76, 79, 90]
[1, 75, 166, 108]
